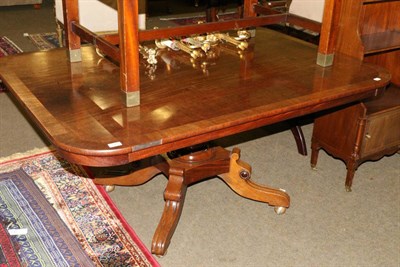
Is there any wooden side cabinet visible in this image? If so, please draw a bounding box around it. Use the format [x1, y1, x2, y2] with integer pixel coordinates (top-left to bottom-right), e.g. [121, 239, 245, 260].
[310, 86, 400, 191]
[310, 0, 400, 191]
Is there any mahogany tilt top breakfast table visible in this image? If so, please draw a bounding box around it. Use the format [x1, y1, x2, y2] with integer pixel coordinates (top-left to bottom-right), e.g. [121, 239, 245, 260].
[0, 28, 391, 255]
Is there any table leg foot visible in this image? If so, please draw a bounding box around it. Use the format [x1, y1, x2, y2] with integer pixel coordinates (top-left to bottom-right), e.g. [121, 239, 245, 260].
[219, 147, 290, 209]
[152, 168, 187, 256]
[104, 185, 116, 192]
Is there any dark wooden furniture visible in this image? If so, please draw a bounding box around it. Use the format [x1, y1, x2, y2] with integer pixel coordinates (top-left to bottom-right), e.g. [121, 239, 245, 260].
[333, 0, 399, 85]
[311, 87, 400, 191]
[310, 0, 400, 191]
[0, 0, 391, 256]
[60, 0, 314, 155]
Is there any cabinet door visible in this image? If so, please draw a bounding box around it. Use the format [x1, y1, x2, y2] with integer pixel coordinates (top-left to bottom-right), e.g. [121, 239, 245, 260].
[362, 108, 400, 156]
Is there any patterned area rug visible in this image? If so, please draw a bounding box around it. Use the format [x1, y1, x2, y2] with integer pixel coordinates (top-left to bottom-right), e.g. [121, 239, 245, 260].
[0, 36, 22, 92]
[0, 36, 22, 57]
[0, 148, 160, 267]
[26, 32, 60, 51]
[0, 169, 96, 266]
[0, 221, 22, 267]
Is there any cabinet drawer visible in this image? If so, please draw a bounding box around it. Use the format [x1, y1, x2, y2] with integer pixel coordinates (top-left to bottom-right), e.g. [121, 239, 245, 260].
[362, 107, 400, 156]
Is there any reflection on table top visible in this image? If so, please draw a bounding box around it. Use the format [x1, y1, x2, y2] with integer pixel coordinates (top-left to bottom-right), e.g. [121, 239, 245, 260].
[0, 28, 390, 166]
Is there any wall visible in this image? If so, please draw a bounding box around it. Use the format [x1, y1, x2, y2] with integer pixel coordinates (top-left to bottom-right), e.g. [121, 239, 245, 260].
[55, 0, 326, 33]
[55, 0, 146, 33]
[289, 0, 325, 22]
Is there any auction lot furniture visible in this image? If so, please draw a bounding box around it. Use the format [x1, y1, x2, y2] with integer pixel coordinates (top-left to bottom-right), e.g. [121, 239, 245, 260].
[0, 0, 391, 256]
[311, 87, 400, 192]
[310, 0, 400, 192]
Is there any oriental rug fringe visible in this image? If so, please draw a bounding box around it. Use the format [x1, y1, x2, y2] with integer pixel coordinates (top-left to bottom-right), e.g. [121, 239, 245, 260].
[0, 148, 159, 267]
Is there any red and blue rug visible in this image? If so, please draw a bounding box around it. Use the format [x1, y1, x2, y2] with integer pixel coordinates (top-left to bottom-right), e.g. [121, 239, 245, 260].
[0, 220, 22, 267]
[0, 36, 22, 92]
[0, 169, 96, 266]
[26, 32, 60, 51]
[0, 148, 160, 267]
[0, 36, 22, 57]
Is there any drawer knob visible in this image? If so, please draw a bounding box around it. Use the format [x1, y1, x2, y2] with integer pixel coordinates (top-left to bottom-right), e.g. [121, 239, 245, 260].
[365, 134, 371, 139]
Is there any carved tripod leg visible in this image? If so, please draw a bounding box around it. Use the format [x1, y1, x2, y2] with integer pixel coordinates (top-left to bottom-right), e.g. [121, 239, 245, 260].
[152, 167, 187, 256]
[219, 148, 290, 214]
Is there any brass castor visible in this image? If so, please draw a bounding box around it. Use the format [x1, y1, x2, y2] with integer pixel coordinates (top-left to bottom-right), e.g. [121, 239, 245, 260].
[311, 164, 317, 170]
[274, 206, 287, 215]
[156, 250, 167, 258]
[104, 185, 115, 192]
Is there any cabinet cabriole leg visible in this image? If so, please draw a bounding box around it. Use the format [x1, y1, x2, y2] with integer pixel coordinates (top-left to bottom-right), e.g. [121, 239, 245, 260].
[345, 160, 358, 192]
[310, 142, 320, 170]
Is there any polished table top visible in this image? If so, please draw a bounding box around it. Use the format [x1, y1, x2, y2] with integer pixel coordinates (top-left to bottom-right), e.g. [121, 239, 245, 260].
[0, 28, 390, 167]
